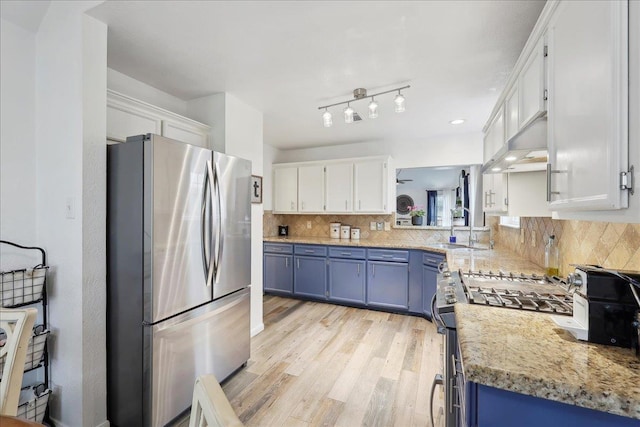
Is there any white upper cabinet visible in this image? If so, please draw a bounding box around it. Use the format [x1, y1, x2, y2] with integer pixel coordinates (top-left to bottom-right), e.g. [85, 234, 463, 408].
[483, 173, 508, 215]
[273, 167, 298, 213]
[298, 165, 325, 213]
[272, 156, 391, 214]
[483, 106, 505, 164]
[354, 159, 389, 213]
[518, 38, 547, 128]
[505, 84, 520, 141]
[507, 171, 551, 217]
[107, 90, 211, 147]
[547, 0, 629, 211]
[325, 163, 353, 213]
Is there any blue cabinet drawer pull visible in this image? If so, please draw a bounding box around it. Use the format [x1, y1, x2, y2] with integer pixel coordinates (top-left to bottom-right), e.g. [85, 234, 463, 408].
[341, 252, 352, 256]
[425, 258, 438, 264]
[382, 254, 393, 258]
[305, 249, 314, 253]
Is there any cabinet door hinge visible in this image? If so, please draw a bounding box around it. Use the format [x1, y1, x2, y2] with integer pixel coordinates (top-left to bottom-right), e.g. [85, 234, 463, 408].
[620, 166, 634, 195]
[543, 89, 548, 101]
[543, 45, 548, 57]
[324, 205, 326, 211]
[383, 163, 387, 169]
[324, 166, 326, 172]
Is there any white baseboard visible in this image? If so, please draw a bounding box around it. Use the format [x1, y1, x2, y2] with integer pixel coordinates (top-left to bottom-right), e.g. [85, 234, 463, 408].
[251, 322, 264, 337]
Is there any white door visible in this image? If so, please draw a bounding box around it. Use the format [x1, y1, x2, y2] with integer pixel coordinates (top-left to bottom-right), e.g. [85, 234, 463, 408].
[273, 167, 298, 212]
[483, 174, 508, 214]
[547, 0, 629, 210]
[354, 159, 387, 212]
[483, 106, 505, 164]
[107, 102, 162, 143]
[298, 165, 325, 213]
[162, 120, 209, 148]
[325, 163, 353, 212]
[505, 84, 519, 141]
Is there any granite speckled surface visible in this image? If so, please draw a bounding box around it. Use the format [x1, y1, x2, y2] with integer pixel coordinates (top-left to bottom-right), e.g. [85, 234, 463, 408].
[455, 303, 640, 420]
[263, 236, 545, 274]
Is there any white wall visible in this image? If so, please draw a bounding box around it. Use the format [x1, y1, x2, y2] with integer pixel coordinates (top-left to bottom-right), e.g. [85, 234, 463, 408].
[35, 2, 107, 426]
[221, 94, 265, 337]
[107, 67, 188, 116]
[262, 143, 279, 211]
[0, 19, 37, 246]
[186, 93, 226, 152]
[275, 131, 483, 169]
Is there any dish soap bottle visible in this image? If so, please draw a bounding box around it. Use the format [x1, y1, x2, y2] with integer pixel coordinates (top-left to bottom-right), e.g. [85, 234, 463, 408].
[544, 235, 559, 276]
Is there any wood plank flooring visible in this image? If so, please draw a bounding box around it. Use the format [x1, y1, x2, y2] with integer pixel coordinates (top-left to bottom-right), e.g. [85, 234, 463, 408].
[218, 296, 445, 427]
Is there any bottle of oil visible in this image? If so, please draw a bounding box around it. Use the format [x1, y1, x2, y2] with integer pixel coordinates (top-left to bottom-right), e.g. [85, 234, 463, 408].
[544, 235, 559, 276]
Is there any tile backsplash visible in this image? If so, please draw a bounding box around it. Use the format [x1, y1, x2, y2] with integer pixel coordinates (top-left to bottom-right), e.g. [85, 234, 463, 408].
[488, 216, 640, 275]
[264, 211, 488, 246]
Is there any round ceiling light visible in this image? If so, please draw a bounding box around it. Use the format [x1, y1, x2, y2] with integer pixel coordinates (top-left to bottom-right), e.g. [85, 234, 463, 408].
[449, 119, 465, 125]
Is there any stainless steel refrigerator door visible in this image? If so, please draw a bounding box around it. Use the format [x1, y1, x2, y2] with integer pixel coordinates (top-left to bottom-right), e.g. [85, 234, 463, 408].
[146, 288, 250, 427]
[211, 152, 252, 300]
[145, 135, 215, 323]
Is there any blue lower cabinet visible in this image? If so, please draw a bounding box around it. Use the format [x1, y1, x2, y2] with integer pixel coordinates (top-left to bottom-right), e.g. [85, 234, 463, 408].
[264, 253, 293, 295]
[293, 255, 327, 299]
[366, 261, 409, 310]
[470, 382, 639, 427]
[328, 258, 366, 305]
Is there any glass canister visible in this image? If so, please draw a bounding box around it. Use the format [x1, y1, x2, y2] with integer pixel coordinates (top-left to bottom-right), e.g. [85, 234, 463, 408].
[330, 223, 341, 239]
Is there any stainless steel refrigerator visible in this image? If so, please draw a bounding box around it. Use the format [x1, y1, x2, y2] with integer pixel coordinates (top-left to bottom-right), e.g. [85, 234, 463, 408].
[107, 134, 251, 427]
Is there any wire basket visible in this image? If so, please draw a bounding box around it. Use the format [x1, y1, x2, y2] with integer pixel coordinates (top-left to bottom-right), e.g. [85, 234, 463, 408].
[0, 325, 49, 379]
[16, 383, 51, 424]
[0, 266, 48, 307]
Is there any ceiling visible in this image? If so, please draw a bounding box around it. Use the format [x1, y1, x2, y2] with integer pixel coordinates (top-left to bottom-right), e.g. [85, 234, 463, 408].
[92, 2, 542, 149]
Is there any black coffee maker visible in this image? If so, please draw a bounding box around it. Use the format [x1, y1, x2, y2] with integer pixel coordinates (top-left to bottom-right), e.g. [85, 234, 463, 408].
[278, 225, 289, 237]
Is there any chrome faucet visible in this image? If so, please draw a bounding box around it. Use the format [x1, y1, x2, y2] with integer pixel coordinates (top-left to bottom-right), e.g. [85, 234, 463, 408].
[450, 207, 476, 247]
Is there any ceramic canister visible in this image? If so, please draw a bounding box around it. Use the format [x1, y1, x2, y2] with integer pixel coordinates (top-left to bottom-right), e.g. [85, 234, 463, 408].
[340, 225, 351, 239]
[350, 228, 360, 240]
[330, 223, 341, 239]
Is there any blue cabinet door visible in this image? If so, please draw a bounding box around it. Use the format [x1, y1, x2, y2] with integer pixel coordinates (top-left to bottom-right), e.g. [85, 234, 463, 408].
[293, 255, 327, 299]
[367, 261, 409, 310]
[328, 258, 366, 305]
[264, 253, 293, 295]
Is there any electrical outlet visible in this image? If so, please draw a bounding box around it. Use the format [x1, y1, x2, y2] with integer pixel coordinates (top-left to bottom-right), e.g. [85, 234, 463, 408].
[306, 221, 312, 229]
[384, 221, 391, 231]
[370, 222, 377, 231]
[531, 230, 536, 247]
[520, 228, 525, 243]
[376, 222, 383, 231]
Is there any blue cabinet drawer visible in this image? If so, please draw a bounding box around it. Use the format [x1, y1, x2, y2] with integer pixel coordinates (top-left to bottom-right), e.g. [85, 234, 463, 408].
[294, 244, 327, 257]
[264, 243, 293, 254]
[328, 247, 367, 259]
[422, 252, 445, 268]
[367, 248, 409, 262]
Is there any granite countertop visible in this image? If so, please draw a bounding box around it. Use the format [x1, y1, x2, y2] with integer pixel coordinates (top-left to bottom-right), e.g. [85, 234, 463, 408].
[263, 236, 545, 274]
[455, 303, 640, 420]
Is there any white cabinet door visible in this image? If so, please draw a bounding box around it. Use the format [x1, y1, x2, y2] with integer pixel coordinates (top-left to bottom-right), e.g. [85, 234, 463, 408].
[298, 165, 325, 213]
[162, 120, 209, 148]
[518, 38, 546, 128]
[483, 174, 508, 215]
[354, 159, 387, 213]
[505, 84, 519, 141]
[483, 106, 505, 164]
[325, 163, 353, 213]
[107, 101, 162, 143]
[273, 167, 298, 213]
[547, 0, 628, 211]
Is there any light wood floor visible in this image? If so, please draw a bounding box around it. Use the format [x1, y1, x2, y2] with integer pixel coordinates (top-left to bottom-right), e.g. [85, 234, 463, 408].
[215, 296, 445, 427]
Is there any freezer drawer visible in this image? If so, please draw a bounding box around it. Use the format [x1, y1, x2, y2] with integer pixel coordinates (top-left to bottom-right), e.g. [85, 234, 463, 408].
[146, 288, 250, 427]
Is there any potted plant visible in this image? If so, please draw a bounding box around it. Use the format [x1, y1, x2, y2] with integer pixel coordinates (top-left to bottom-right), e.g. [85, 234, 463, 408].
[409, 206, 425, 226]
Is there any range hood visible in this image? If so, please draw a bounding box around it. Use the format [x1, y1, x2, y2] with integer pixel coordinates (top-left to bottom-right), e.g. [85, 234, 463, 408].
[482, 112, 548, 174]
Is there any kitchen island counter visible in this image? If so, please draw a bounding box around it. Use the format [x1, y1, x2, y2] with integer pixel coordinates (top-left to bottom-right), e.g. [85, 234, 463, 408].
[455, 302, 640, 420]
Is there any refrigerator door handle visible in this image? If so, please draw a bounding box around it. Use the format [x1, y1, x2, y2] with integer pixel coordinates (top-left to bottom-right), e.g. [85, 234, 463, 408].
[206, 160, 216, 287]
[201, 161, 212, 284]
[213, 162, 225, 283]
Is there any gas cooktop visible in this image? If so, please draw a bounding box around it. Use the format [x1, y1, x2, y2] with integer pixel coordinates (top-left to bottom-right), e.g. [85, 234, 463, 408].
[459, 270, 573, 315]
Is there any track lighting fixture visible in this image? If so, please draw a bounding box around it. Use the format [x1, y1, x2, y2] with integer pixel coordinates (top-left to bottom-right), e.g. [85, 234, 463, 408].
[318, 85, 410, 126]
